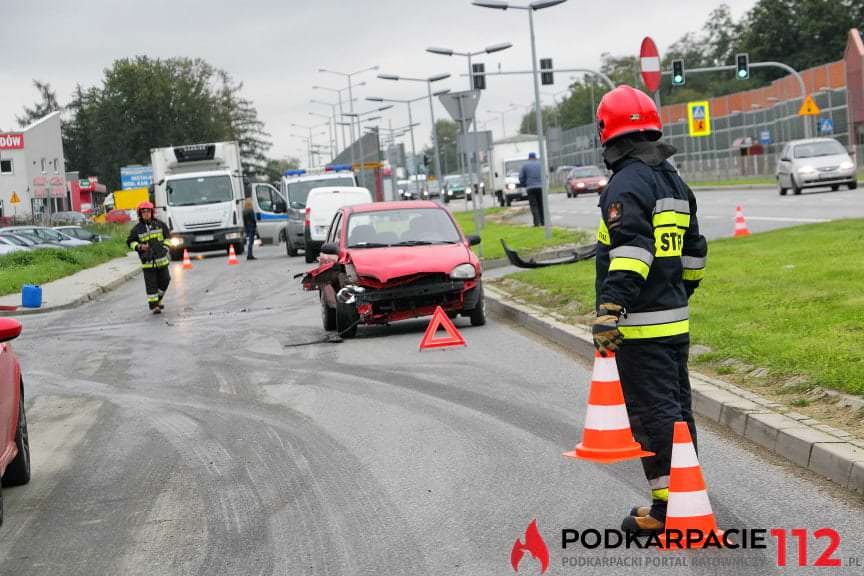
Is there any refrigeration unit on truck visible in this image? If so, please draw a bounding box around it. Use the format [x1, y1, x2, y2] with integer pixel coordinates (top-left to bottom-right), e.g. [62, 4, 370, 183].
[151, 142, 245, 259]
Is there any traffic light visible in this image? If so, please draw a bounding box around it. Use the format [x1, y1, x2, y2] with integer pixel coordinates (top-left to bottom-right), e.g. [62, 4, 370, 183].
[540, 58, 554, 86]
[472, 63, 486, 90]
[672, 60, 685, 86]
[423, 154, 430, 168]
[736, 53, 750, 80]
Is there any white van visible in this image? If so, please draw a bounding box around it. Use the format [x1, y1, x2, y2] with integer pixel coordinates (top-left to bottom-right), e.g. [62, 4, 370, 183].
[304, 186, 373, 262]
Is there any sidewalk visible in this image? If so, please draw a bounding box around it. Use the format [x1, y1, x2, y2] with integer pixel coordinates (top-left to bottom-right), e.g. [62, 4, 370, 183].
[485, 285, 864, 495]
[0, 253, 141, 316]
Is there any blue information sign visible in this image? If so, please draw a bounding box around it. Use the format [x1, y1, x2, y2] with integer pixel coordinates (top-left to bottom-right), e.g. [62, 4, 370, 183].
[120, 165, 153, 190]
[759, 130, 771, 145]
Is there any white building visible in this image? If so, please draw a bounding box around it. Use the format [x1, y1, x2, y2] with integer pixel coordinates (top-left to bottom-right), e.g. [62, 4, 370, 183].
[0, 111, 66, 220]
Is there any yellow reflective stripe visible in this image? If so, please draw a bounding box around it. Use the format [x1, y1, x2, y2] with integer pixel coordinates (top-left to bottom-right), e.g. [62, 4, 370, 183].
[597, 219, 610, 245]
[609, 257, 650, 279]
[619, 320, 689, 339]
[652, 211, 690, 229]
[130, 241, 139, 250]
[651, 488, 669, 502]
[147, 295, 160, 302]
[654, 228, 684, 257]
[683, 268, 705, 281]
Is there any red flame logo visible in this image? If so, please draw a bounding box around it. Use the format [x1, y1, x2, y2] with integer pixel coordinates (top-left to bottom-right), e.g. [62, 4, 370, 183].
[511, 519, 550, 574]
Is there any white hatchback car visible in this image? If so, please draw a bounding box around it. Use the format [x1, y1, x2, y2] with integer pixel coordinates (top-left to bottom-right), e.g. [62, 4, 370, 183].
[776, 138, 857, 195]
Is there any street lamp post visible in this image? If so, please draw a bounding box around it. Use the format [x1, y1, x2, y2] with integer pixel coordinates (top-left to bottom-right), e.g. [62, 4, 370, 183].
[473, 0, 569, 239]
[291, 122, 329, 168]
[377, 73, 451, 198]
[312, 84, 364, 156]
[309, 111, 336, 160]
[487, 106, 519, 139]
[342, 105, 394, 172]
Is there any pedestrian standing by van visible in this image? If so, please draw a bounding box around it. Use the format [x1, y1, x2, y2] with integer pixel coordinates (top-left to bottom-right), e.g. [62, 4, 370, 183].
[127, 201, 171, 314]
[518, 152, 544, 226]
[243, 198, 258, 260]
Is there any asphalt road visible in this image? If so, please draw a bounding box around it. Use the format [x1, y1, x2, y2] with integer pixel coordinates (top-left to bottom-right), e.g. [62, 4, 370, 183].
[450, 185, 864, 240]
[2, 246, 863, 575]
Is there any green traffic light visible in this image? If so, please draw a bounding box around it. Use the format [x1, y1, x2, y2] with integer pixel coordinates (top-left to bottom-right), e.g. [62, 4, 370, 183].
[738, 70, 747, 78]
[673, 75, 683, 84]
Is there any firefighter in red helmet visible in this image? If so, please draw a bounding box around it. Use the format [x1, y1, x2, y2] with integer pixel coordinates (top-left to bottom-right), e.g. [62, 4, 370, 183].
[126, 201, 172, 314]
[592, 85, 708, 534]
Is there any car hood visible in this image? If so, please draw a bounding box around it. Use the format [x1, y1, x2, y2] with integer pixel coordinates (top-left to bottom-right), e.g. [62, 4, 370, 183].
[571, 176, 606, 184]
[792, 154, 852, 169]
[348, 243, 475, 283]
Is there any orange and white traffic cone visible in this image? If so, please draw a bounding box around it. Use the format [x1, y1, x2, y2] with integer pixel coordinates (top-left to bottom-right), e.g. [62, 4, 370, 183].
[659, 421, 725, 549]
[227, 245, 239, 265]
[182, 249, 193, 270]
[733, 205, 750, 237]
[563, 351, 654, 463]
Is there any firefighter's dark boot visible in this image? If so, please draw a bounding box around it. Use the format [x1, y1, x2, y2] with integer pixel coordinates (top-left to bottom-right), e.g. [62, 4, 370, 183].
[621, 514, 665, 535]
[152, 307, 162, 315]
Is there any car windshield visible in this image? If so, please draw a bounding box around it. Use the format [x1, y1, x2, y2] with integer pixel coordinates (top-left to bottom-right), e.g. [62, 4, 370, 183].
[569, 166, 603, 178]
[0, 234, 27, 246]
[505, 159, 531, 175]
[793, 140, 846, 158]
[346, 208, 461, 248]
[285, 177, 355, 207]
[445, 176, 466, 187]
[166, 175, 234, 206]
[15, 231, 44, 244]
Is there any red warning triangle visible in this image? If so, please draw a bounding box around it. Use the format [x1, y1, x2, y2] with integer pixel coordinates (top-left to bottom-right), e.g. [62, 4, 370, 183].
[419, 306, 466, 350]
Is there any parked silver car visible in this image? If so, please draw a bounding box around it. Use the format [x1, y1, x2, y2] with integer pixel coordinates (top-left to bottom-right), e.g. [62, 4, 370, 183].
[776, 138, 857, 195]
[0, 226, 91, 247]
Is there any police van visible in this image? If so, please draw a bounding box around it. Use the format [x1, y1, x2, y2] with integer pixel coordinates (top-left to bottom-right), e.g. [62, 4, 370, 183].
[280, 166, 357, 258]
[246, 180, 288, 245]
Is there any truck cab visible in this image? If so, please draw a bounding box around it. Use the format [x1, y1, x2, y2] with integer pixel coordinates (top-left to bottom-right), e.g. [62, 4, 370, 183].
[280, 166, 357, 258]
[151, 142, 245, 259]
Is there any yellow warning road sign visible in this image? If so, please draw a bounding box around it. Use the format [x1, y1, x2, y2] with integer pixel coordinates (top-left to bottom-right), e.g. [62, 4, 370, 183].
[687, 101, 711, 137]
[9, 192, 20, 205]
[799, 95, 821, 116]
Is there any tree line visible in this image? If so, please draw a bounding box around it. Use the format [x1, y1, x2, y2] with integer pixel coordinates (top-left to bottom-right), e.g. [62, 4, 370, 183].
[519, 0, 864, 134]
[14, 56, 294, 191]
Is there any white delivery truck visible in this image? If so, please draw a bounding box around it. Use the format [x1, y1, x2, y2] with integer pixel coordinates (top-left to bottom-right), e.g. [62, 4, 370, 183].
[489, 134, 538, 206]
[151, 142, 246, 259]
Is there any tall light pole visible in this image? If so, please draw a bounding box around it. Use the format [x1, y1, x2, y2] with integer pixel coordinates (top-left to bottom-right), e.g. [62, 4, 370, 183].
[319, 66, 379, 186]
[309, 112, 336, 160]
[312, 83, 363, 154]
[473, 0, 568, 239]
[487, 106, 519, 139]
[367, 88, 451, 184]
[310, 97, 357, 153]
[342, 105, 394, 170]
[290, 130, 326, 168]
[377, 72, 451, 198]
[427, 42, 513, 214]
[291, 122, 329, 168]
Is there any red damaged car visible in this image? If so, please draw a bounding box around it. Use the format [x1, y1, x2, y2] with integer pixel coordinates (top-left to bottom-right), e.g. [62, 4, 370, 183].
[0, 318, 31, 526]
[301, 201, 486, 338]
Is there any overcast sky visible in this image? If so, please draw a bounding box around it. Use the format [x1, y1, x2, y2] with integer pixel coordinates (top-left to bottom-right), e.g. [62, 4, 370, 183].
[1, 0, 757, 166]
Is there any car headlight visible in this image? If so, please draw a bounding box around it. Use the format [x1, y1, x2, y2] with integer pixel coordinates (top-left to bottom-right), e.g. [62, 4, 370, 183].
[448, 190, 454, 196]
[798, 165, 816, 175]
[577, 182, 586, 188]
[598, 179, 608, 186]
[840, 161, 855, 171]
[226, 232, 243, 240]
[506, 183, 516, 190]
[169, 237, 183, 246]
[450, 263, 476, 279]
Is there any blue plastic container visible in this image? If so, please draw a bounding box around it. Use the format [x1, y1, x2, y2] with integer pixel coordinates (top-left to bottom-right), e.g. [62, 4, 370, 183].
[22, 284, 42, 308]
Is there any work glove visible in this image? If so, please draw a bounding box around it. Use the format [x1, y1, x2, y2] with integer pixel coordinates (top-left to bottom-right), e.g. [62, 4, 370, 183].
[592, 303, 624, 356]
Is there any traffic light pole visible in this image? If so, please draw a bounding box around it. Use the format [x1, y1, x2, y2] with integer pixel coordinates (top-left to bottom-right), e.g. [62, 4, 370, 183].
[661, 61, 811, 138]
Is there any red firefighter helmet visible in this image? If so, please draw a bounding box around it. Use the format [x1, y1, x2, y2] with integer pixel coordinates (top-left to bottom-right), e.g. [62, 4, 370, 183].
[596, 85, 662, 145]
[136, 201, 154, 217]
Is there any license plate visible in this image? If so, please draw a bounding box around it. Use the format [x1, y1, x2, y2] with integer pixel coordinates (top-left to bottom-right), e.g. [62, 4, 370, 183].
[195, 234, 214, 242]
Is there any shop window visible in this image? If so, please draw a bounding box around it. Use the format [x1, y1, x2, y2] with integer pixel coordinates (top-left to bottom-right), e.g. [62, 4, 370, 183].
[0, 159, 12, 174]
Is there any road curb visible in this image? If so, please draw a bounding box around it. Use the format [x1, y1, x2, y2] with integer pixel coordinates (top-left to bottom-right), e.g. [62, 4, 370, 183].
[0, 256, 142, 316]
[485, 286, 864, 495]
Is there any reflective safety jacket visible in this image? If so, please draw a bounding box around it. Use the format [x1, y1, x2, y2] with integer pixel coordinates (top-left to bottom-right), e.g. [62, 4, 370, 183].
[595, 158, 707, 339]
[127, 219, 172, 269]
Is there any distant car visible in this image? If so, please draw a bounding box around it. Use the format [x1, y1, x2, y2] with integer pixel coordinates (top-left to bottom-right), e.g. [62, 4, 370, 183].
[301, 201, 485, 338]
[397, 179, 419, 200]
[565, 166, 608, 197]
[0, 244, 29, 255]
[0, 318, 32, 526]
[0, 226, 90, 248]
[53, 226, 107, 243]
[442, 174, 473, 203]
[0, 233, 55, 250]
[49, 211, 88, 225]
[776, 138, 857, 195]
[105, 209, 132, 224]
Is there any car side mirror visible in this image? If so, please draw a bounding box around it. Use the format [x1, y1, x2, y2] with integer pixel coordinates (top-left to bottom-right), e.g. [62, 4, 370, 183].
[466, 234, 482, 246]
[320, 242, 340, 255]
[780, 157, 789, 162]
[0, 318, 22, 343]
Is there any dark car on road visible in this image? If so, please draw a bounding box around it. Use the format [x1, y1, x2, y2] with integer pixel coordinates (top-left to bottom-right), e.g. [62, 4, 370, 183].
[442, 175, 473, 203]
[0, 318, 32, 526]
[301, 201, 485, 338]
[565, 166, 608, 197]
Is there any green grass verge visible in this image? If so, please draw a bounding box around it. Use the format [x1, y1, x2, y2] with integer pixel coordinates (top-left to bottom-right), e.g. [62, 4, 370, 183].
[686, 177, 777, 188]
[499, 219, 864, 395]
[0, 223, 132, 296]
[452, 208, 587, 261]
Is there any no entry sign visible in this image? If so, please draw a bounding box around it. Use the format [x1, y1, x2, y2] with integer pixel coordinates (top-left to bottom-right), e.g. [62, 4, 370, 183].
[640, 37, 661, 93]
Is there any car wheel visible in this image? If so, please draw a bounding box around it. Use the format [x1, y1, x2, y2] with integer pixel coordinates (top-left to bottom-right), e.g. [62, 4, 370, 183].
[778, 183, 787, 196]
[2, 385, 30, 487]
[469, 286, 486, 326]
[286, 236, 298, 257]
[232, 243, 245, 256]
[336, 300, 359, 338]
[320, 290, 336, 331]
[443, 196, 450, 204]
[304, 250, 316, 264]
[169, 249, 183, 262]
[497, 193, 505, 207]
[790, 176, 802, 195]
[0, 482, 3, 527]
[505, 198, 512, 207]
[849, 181, 858, 190]
[831, 185, 839, 191]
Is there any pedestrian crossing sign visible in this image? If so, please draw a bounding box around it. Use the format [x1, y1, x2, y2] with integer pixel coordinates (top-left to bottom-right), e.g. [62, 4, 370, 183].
[687, 101, 711, 137]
